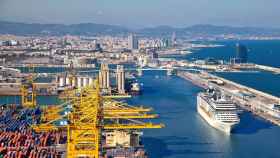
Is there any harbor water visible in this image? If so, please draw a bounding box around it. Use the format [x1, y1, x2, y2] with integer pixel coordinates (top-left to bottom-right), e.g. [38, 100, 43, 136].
[187, 40, 280, 68]
[188, 40, 280, 98]
[129, 40, 280, 158]
[216, 71, 280, 97]
[1, 70, 279, 158]
[128, 71, 280, 158]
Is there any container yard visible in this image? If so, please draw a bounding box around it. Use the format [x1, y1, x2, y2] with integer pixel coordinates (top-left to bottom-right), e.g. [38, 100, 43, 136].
[0, 64, 164, 158]
[0, 104, 66, 158]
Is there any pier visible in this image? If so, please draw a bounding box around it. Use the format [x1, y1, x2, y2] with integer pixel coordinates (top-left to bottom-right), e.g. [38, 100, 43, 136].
[177, 70, 280, 126]
[232, 63, 280, 74]
[254, 64, 280, 74]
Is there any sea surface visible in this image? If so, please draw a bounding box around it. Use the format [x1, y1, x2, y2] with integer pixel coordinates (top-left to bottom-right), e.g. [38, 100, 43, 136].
[127, 71, 280, 158]
[128, 40, 280, 158]
[172, 40, 280, 99]
[216, 71, 280, 97]
[185, 40, 280, 96]
[187, 40, 280, 68]
[188, 40, 280, 97]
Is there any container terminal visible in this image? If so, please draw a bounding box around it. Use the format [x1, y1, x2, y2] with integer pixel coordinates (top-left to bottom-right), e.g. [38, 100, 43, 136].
[0, 64, 164, 158]
[1, 59, 280, 157]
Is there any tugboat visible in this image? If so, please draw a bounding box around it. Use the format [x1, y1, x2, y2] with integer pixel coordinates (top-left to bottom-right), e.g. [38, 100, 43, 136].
[130, 82, 141, 95]
[125, 73, 142, 95]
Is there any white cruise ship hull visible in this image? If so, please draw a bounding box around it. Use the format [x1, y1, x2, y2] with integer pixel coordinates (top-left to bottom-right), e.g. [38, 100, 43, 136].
[197, 105, 236, 134]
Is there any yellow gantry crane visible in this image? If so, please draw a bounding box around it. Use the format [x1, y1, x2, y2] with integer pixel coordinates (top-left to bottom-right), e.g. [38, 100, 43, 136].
[32, 80, 164, 158]
[21, 64, 37, 108]
[66, 82, 101, 158]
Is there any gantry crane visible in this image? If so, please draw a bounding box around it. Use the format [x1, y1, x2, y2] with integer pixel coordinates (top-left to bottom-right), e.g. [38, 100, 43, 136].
[21, 64, 37, 108]
[32, 80, 164, 158]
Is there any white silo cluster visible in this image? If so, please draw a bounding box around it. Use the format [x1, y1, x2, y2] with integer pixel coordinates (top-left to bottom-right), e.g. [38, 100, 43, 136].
[116, 65, 125, 94]
[98, 63, 110, 89]
[57, 75, 95, 89]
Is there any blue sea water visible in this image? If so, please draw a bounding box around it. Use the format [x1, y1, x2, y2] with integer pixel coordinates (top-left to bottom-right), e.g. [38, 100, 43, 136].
[188, 40, 280, 98]
[127, 71, 280, 158]
[125, 40, 280, 158]
[187, 40, 280, 68]
[216, 71, 280, 97]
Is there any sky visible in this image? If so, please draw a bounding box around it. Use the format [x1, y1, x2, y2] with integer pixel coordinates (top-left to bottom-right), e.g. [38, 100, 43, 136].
[0, 0, 280, 28]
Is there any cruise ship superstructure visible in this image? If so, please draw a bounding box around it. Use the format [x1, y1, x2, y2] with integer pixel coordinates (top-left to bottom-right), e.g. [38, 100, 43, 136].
[197, 88, 240, 134]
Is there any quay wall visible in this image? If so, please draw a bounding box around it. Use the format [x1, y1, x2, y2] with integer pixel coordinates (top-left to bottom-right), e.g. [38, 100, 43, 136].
[255, 64, 280, 74]
[177, 70, 280, 126]
[206, 72, 280, 103]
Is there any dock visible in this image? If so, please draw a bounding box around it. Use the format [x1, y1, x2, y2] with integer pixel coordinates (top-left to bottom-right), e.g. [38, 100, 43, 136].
[232, 63, 280, 74]
[254, 64, 280, 74]
[177, 70, 280, 126]
[0, 82, 57, 96]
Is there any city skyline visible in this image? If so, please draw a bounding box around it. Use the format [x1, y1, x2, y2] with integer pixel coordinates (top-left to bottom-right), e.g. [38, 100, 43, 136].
[1, 0, 280, 28]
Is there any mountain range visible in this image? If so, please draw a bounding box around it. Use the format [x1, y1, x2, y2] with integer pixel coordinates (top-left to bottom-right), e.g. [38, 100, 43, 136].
[1, 21, 280, 37]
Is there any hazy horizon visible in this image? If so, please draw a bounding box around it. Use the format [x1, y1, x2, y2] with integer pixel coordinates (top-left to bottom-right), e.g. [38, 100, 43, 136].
[1, 0, 280, 29]
[2, 20, 280, 30]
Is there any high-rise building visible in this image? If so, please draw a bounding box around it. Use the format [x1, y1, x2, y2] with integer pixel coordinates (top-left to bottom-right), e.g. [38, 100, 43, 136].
[236, 43, 248, 63]
[162, 38, 171, 48]
[128, 34, 138, 50]
[171, 32, 177, 47]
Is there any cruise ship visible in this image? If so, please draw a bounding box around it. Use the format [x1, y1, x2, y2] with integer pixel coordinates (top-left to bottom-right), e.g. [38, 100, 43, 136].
[197, 88, 240, 134]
